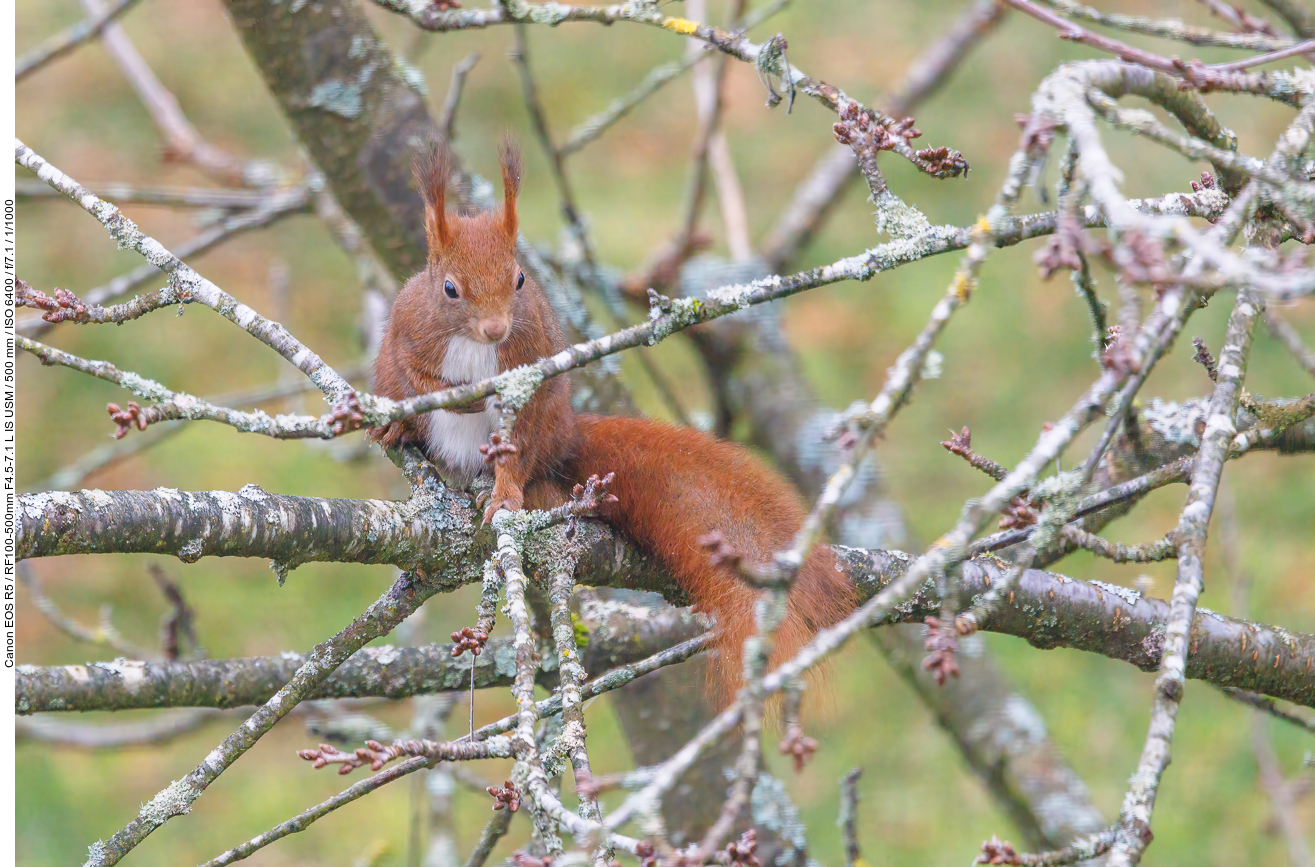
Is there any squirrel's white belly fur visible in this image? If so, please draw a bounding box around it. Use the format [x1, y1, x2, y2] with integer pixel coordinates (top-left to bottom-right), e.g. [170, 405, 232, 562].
[427, 335, 501, 482]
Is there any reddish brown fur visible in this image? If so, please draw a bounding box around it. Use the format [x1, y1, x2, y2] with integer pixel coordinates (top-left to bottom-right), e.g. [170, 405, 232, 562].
[570, 416, 856, 700]
[371, 140, 578, 510]
[371, 140, 856, 702]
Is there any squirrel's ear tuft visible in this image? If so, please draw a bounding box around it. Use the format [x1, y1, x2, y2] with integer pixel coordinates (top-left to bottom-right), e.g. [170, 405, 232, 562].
[499, 136, 521, 239]
[413, 139, 454, 256]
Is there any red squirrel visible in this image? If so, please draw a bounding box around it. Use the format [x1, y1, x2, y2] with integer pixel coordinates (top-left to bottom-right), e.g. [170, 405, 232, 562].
[371, 141, 855, 694]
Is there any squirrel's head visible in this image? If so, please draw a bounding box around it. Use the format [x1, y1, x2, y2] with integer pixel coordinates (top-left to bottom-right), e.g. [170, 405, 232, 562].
[412, 138, 525, 346]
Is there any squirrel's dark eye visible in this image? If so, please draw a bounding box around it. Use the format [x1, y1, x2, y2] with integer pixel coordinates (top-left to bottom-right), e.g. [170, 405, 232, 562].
[444, 279, 458, 299]
[516, 272, 525, 291]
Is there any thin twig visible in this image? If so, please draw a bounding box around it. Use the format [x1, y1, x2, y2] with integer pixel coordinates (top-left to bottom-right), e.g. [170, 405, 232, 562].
[439, 53, 481, 142]
[14, 0, 142, 81]
[199, 757, 431, 867]
[1106, 286, 1264, 866]
[82, 0, 283, 186]
[85, 571, 445, 867]
[15, 143, 348, 396]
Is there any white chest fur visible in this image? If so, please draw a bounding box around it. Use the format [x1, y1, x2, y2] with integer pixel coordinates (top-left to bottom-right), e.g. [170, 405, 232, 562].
[426, 336, 502, 482]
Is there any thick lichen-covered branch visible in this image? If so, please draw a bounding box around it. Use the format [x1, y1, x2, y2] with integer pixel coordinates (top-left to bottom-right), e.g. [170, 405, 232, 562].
[21, 481, 1315, 713]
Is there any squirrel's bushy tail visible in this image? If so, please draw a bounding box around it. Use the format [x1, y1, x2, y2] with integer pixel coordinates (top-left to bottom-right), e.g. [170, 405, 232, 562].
[571, 415, 857, 704]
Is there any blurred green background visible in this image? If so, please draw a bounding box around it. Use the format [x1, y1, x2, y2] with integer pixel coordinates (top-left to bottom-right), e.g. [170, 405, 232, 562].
[13, 0, 1315, 864]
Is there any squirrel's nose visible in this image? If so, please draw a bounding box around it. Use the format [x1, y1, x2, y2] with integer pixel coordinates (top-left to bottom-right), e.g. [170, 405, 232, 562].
[479, 318, 509, 343]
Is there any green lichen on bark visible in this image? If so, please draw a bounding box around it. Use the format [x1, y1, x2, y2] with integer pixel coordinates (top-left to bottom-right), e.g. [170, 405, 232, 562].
[224, 0, 434, 280]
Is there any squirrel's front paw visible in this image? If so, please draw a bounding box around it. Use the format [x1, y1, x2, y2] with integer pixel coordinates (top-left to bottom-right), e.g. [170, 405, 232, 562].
[482, 483, 524, 525]
[369, 420, 406, 449]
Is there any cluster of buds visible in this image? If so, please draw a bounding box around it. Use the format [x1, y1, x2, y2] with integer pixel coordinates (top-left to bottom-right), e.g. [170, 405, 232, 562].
[297, 739, 402, 775]
[16, 280, 90, 323]
[998, 495, 1039, 530]
[721, 830, 760, 867]
[106, 401, 162, 439]
[1106, 229, 1173, 294]
[833, 102, 920, 153]
[975, 836, 1021, 865]
[1032, 211, 1099, 280]
[564, 472, 619, 538]
[778, 723, 819, 772]
[922, 616, 960, 687]
[324, 391, 365, 436]
[486, 779, 521, 812]
[1190, 171, 1216, 192]
[911, 145, 970, 179]
[450, 626, 490, 657]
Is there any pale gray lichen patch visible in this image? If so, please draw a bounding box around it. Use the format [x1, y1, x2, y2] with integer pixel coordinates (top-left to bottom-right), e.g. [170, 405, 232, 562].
[308, 78, 364, 119]
[706, 279, 771, 311]
[140, 778, 196, 827]
[526, 2, 574, 24]
[871, 189, 932, 239]
[1091, 580, 1141, 606]
[1029, 470, 1088, 553]
[84, 840, 107, 867]
[749, 774, 808, 856]
[494, 365, 545, 411]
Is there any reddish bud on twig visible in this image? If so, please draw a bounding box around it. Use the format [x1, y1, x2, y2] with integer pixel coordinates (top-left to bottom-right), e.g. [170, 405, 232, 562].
[723, 830, 761, 867]
[16, 279, 90, 323]
[941, 426, 972, 458]
[106, 401, 158, 439]
[296, 740, 402, 775]
[323, 391, 366, 436]
[922, 616, 960, 686]
[564, 472, 618, 538]
[1032, 212, 1088, 279]
[975, 836, 1021, 865]
[778, 724, 819, 772]
[450, 626, 490, 657]
[487, 780, 521, 812]
[999, 495, 1039, 530]
[912, 145, 969, 179]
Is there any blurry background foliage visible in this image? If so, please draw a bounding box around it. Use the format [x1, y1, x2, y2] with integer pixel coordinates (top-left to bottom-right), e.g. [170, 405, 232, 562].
[13, 0, 1314, 865]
